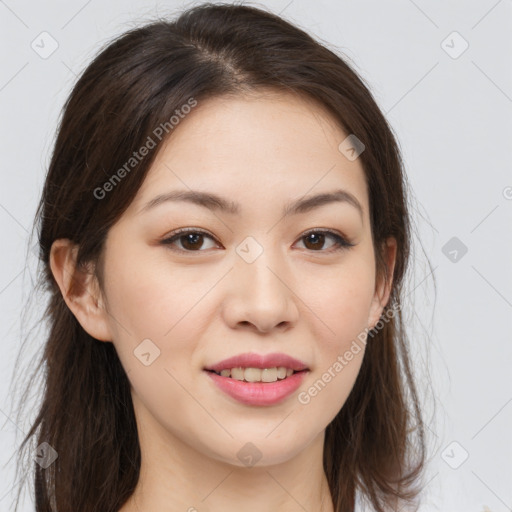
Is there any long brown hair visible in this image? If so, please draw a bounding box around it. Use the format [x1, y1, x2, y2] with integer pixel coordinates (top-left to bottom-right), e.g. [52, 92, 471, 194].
[9, 3, 431, 511]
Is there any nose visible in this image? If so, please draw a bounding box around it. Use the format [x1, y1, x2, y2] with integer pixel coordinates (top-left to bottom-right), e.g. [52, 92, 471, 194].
[221, 247, 299, 334]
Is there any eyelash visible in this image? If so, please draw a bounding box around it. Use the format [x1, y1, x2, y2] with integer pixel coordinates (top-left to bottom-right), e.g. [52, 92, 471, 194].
[160, 227, 355, 254]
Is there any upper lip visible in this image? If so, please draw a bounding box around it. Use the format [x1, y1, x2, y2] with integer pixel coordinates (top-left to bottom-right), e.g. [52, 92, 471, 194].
[204, 352, 309, 372]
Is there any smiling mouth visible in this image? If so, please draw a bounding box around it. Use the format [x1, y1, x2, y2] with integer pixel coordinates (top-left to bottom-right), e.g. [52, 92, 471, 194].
[205, 367, 307, 383]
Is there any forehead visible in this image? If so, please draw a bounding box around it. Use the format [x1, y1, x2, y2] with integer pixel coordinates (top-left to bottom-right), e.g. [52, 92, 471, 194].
[127, 90, 369, 219]
[163, 90, 348, 160]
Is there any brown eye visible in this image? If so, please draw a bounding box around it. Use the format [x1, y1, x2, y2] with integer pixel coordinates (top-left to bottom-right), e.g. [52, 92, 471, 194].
[161, 229, 218, 252]
[297, 230, 354, 252]
[160, 228, 354, 254]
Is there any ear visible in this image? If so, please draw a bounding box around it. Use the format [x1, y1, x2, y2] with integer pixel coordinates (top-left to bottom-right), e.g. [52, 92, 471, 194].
[49, 238, 112, 342]
[367, 237, 397, 330]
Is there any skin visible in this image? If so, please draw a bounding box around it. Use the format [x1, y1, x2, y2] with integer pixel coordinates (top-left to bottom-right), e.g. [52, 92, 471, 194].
[50, 90, 396, 512]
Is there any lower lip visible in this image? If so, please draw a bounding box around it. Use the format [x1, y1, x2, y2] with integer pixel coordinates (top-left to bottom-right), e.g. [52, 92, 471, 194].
[205, 370, 308, 406]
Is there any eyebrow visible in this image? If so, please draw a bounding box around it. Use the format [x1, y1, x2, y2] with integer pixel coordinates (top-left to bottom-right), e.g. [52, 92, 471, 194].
[139, 188, 363, 220]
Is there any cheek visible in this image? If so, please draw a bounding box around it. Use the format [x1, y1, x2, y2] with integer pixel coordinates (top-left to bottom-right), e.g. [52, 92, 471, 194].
[301, 260, 375, 345]
[103, 246, 216, 390]
[103, 241, 201, 338]
[297, 270, 372, 421]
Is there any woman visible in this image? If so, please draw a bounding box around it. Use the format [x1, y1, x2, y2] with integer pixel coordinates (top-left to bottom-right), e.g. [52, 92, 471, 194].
[12, 3, 427, 511]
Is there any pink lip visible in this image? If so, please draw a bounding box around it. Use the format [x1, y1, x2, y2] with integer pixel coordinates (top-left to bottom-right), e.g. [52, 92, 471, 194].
[204, 352, 309, 373]
[205, 370, 309, 406]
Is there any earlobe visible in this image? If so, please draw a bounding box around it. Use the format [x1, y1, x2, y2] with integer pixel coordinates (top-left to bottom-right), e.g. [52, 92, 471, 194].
[49, 239, 112, 342]
[368, 237, 397, 330]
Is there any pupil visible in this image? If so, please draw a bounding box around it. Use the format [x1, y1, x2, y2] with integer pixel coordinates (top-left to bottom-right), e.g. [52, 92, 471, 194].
[184, 233, 201, 249]
[307, 233, 323, 249]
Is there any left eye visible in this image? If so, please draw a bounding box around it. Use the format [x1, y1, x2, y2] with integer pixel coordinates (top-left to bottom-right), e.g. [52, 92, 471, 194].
[296, 230, 354, 252]
[160, 228, 354, 253]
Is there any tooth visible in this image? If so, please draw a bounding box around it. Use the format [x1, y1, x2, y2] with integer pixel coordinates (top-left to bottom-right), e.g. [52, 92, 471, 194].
[231, 367, 245, 380]
[261, 367, 278, 382]
[218, 367, 295, 382]
[244, 368, 262, 382]
[277, 367, 287, 379]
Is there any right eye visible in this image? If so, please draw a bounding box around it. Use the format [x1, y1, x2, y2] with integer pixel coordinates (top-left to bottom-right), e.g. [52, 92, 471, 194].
[160, 228, 220, 252]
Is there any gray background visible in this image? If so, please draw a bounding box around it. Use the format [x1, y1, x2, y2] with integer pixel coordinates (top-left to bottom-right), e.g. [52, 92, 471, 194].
[1, 0, 511, 511]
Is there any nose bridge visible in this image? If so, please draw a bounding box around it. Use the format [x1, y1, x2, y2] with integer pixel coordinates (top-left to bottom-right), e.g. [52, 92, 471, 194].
[235, 234, 287, 298]
[225, 234, 297, 331]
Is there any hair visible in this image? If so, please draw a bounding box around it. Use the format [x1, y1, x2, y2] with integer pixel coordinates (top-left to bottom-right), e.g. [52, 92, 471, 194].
[8, 2, 432, 511]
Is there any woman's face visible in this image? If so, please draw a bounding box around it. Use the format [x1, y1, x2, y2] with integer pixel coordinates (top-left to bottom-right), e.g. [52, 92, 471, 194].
[94, 91, 394, 466]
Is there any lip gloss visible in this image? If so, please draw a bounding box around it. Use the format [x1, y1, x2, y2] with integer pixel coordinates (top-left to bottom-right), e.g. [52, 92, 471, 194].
[205, 370, 308, 406]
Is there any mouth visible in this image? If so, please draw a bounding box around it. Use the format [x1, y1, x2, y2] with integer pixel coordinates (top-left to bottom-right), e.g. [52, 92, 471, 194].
[204, 366, 310, 406]
[205, 367, 308, 383]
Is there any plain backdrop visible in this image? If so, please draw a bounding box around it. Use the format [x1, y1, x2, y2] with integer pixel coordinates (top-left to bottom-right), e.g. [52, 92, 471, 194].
[0, 1, 511, 511]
